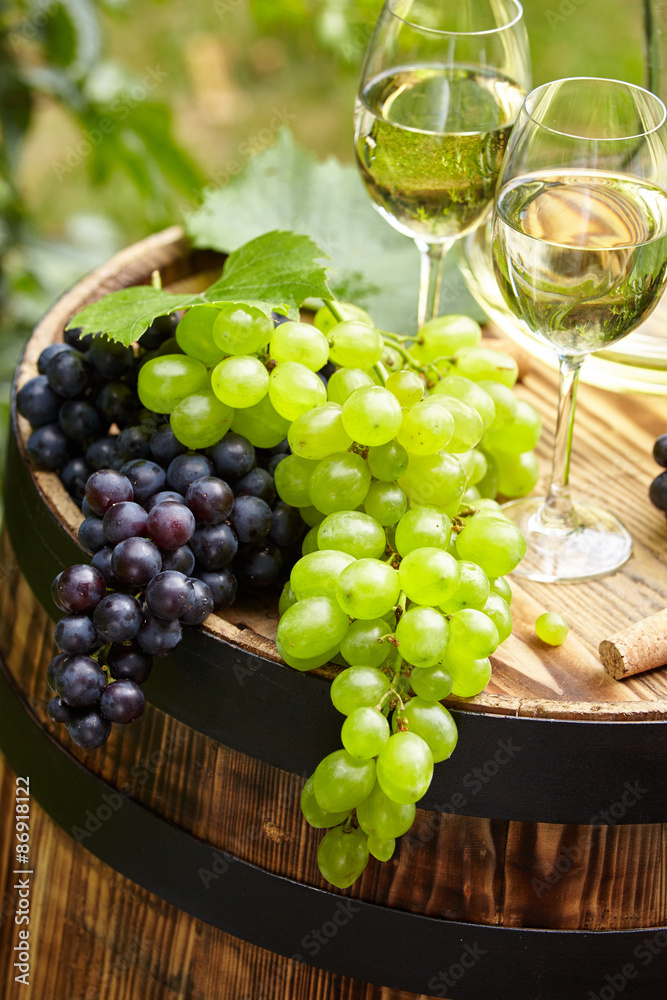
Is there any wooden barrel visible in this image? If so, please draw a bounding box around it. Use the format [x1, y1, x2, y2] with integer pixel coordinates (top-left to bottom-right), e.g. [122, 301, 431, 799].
[1, 227, 667, 1000]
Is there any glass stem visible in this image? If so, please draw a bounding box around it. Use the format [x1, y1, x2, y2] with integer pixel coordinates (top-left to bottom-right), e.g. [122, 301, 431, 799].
[541, 353, 585, 529]
[416, 240, 449, 328]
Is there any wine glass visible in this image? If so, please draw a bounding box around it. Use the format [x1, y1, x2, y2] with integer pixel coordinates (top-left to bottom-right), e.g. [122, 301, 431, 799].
[492, 77, 667, 582]
[354, 0, 531, 328]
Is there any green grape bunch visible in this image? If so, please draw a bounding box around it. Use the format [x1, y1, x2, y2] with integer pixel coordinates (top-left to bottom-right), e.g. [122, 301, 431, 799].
[135, 294, 538, 890]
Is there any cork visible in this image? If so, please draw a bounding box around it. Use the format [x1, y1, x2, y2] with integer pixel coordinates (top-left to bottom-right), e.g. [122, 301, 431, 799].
[599, 609, 667, 680]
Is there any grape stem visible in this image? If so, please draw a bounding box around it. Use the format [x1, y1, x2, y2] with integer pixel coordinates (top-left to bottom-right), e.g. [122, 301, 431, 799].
[373, 361, 389, 386]
[395, 591, 407, 625]
[381, 337, 421, 371]
[323, 299, 345, 324]
[151, 269, 162, 290]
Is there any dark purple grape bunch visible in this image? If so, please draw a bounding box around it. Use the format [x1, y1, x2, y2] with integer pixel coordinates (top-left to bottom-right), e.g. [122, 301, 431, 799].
[649, 435, 667, 518]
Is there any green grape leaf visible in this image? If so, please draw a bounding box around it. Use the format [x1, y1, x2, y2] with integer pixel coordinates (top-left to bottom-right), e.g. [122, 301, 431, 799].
[68, 230, 331, 345]
[185, 128, 485, 333]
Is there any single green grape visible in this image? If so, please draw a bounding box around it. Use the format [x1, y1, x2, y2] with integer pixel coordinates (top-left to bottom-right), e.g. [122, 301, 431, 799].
[288, 403, 352, 460]
[494, 451, 540, 499]
[269, 320, 329, 371]
[329, 320, 384, 369]
[276, 596, 350, 660]
[482, 593, 513, 643]
[342, 707, 390, 758]
[327, 367, 374, 405]
[212, 302, 272, 356]
[336, 558, 400, 620]
[340, 618, 392, 668]
[356, 781, 416, 839]
[475, 451, 499, 498]
[276, 636, 339, 672]
[274, 454, 318, 507]
[454, 346, 518, 387]
[458, 449, 488, 487]
[455, 516, 527, 578]
[309, 452, 371, 515]
[535, 612, 569, 646]
[300, 776, 350, 829]
[440, 649, 492, 698]
[137, 355, 209, 414]
[366, 440, 409, 481]
[440, 560, 490, 613]
[397, 698, 458, 763]
[398, 452, 466, 516]
[483, 399, 541, 454]
[299, 505, 325, 528]
[175, 305, 226, 366]
[386, 369, 424, 407]
[489, 576, 512, 605]
[376, 731, 434, 805]
[447, 608, 500, 658]
[330, 666, 391, 716]
[170, 391, 234, 449]
[394, 506, 451, 556]
[314, 302, 373, 335]
[395, 606, 449, 669]
[269, 361, 327, 421]
[411, 315, 482, 363]
[367, 833, 395, 862]
[301, 526, 320, 556]
[432, 374, 495, 428]
[363, 481, 408, 526]
[429, 396, 483, 452]
[211, 355, 269, 408]
[312, 749, 376, 813]
[478, 380, 518, 428]
[291, 549, 356, 601]
[317, 511, 386, 559]
[396, 399, 455, 455]
[278, 581, 297, 616]
[317, 825, 369, 888]
[232, 393, 290, 448]
[342, 386, 403, 447]
[398, 547, 460, 606]
[410, 664, 453, 701]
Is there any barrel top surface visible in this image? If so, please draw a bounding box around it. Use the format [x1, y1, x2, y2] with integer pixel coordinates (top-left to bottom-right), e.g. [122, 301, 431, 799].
[14, 226, 667, 723]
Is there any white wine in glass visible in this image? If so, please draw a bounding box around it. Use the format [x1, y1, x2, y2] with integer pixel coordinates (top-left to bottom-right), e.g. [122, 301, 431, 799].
[354, 0, 531, 327]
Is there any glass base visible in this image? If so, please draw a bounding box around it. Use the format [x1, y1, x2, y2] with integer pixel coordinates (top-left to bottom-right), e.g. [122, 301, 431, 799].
[502, 497, 633, 583]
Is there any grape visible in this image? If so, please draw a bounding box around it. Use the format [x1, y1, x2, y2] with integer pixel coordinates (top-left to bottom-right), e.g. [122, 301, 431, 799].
[653, 434, 667, 468]
[279, 582, 297, 616]
[122, 459, 167, 504]
[167, 452, 213, 493]
[368, 834, 395, 861]
[116, 426, 152, 463]
[211, 356, 269, 408]
[276, 636, 339, 671]
[340, 618, 392, 668]
[229, 495, 272, 543]
[291, 550, 356, 600]
[399, 547, 460, 606]
[396, 399, 454, 455]
[212, 302, 272, 356]
[86, 437, 122, 471]
[139, 313, 178, 350]
[489, 576, 512, 605]
[91, 548, 120, 588]
[137, 612, 182, 656]
[235, 468, 276, 506]
[180, 578, 215, 625]
[342, 386, 403, 447]
[85, 470, 133, 515]
[98, 382, 140, 429]
[440, 560, 490, 613]
[300, 776, 350, 829]
[395, 606, 448, 668]
[309, 452, 371, 515]
[56, 655, 106, 707]
[138, 355, 209, 414]
[301, 526, 319, 555]
[483, 593, 512, 643]
[88, 337, 133, 379]
[329, 320, 383, 369]
[170, 391, 234, 450]
[17, 376, 61, 427]
[48, 696, 72, 724]
[144, 490, 183, 512]
[376, 732, 433, 804]
[100, 680, 145, 724]
[161, 545, 196, 575]
[269, 501, 305, 547]
[175, 305, 226, 366]
[457, 450, 488, 489]
[478, 380, 518, 428]
[649, 471, 667, 511]
[269, 320, 329, 371]
[394, 508, 448, 558]
[432, 375, 496, 428]
[26, 424, 70, 470]
[312, 749, 376, 812]
[195, 568, 237, 610]
[495, 451, 540, 498]
[57, 564, 107, 613]
[68, 709, 111, 750]
[146, 501, 196, 550]
[190, 522, 238, 569]
[327, 367, 374, 405]
[317, 511, 386, 559]
[448, 608, 499, 658]
[410, 664, 453, 701]
[455, 346, 518, 387]
[78, 516, 107, 555]
[535, 612, 569, 646]
[54, 614, 97, 655]
[317, 826, 369, 889]
[150, 425, 186, 466]
[185, 476, 234, 524]
[235, 541, 283, 587]
[45, 349, 90, 397]
[356, 782, 416, 839]
[398, 451, 466, 514]
[413, 315, 481, 362]
[397, 698, 458, 763]
[277, 596, 350, 659]
[366, 440, 409, 481]
[483, 399, 541, 454]
[107, 641, 153, 684]
[273, 455, 317, 507]
[47, 653, 69, 691]
[288, 403, 352, 459]
[268, 361, 327, 421]
[232, 394, 290, 448]
[38, 343, 71, 373]
[429, 396, 483, 452]
[143, 571, 193, 621]
[342, 707, 390, 758]
[455, 516, 526, 577]
[111, 537, 162, 586]
[93, 593, 143, 643]
[314, 302, 373, 333]
[363, 481, 407, 526]
[330, 666, 391, 715]
[441, 650, 492, 698]
[59, 458, 89, 502]
[386, 369, 424, 407]
[336, 559, 400, 619]
[102, 501, 148, 545]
